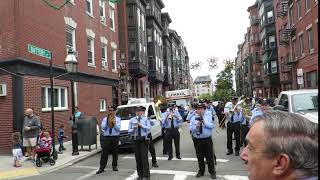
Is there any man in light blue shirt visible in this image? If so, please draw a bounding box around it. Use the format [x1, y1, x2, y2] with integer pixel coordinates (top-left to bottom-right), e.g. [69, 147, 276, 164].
[97, 106, 121, 174]
[74, 107, 82, 118]
[160, 105, 168, 155]
[162, 104, 182, 160]
[128, 106, 151, 180]
[189, 103, 216, 179]
[249, 99, 271, 126]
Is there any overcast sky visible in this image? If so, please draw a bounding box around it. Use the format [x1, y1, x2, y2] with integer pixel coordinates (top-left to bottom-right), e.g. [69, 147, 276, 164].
[162, 0, 255, 85]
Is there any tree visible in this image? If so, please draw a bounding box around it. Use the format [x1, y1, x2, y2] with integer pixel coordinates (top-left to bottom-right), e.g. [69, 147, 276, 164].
[212, 59, 236, 101]
[197, 93, 213, 101]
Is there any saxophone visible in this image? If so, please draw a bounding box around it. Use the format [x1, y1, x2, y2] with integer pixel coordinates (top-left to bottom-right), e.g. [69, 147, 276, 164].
[107, 112, 116, 128]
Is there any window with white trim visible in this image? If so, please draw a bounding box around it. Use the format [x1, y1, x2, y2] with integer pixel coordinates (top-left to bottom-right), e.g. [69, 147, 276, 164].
[41, 87, 68, 111]
[137, 8, 140, 27]
[267, 10, 274, 23]
[305, 0, 311, 12]
[100, 99, 106, 112]
[66, 26, 76, 51]
[111, 48, 117, 72]
[271, 61, 277, 73]
[109, 5, 115, 31]
[99, 0, 106, 23]
[298, 34, 304, 56]
[87, 37, 95, 65]
[101, 44, 108, 69]
[297, 0, 302, 19]
[269, 35, 275, 48]
[307, 28, 314, 53]
[86, 0, 93, 16]
[289, 6, 294, 26]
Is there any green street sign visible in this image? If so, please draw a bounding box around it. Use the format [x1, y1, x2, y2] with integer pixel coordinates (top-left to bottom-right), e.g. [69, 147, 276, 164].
[27, 44, 52, 60]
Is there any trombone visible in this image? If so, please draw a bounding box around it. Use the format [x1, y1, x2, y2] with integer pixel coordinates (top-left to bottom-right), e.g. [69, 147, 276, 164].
[216, 97, 246, 133]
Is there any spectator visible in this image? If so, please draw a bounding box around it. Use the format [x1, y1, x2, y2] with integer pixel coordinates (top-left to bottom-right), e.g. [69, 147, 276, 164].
[240, 111, 318, 180]
[22, 108, 41, 161]
[74, 107, 82, 118]
[12, 132, 22, 167]
[58, 124, 68, 153]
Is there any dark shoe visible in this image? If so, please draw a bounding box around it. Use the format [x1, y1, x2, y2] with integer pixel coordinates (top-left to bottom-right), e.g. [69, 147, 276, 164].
[168, 156, 173, 160]
[163, 152, 167, 155]
[112, 166, 118, 171]
[152, 163, 158, 168]
[226, 151, 233, 155]
[137, 177, 143, 180]
[176, 156, 181, 159]
[195, 172, 204, 178]
[96, 169, 105, 174]
[62, 147, 67, 151]
[210, 173, 217, 179]
[235, 152, 239, 156]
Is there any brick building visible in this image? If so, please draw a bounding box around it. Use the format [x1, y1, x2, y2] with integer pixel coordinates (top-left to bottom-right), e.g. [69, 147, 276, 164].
[274, 0, 318, 90]
[0, 0, 120, 154]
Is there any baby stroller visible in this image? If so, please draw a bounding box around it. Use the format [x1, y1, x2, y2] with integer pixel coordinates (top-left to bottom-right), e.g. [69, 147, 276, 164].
[34, 131, 56, 167]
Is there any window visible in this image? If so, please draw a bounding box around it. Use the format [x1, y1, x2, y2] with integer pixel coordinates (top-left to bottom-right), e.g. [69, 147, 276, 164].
[299, 34, 304, 56]
[147, 105, 155, 117]
[305, 0, 311, 12]
[100, 99, 106, 112]
[109, 5, 115, 31]
[101, 44, 108, 69]
[278, 94, 289, 111]
[86, 0, 93, 15]
[289, 6, 294, 26]
[306, 71, 318, 88]
[297, 0, 302, 19]
[292, 39, 297, 58]
[66, 26, 75, 51]
[41, 87, 68, 111]
[87, 38, 94, 65]
[99, 0, 106, 21]
[267, 10, 274, 23]
[269, 35, 276, 48]
[307, 28, 314, 52]
[271, 61, 277, 73]
[112, 48, 117, 72]
[137, 8, 140, 27]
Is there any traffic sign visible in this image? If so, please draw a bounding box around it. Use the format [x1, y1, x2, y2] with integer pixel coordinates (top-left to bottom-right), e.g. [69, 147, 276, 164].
[297, 76, 304, 85]
[27, 44, 52, 60]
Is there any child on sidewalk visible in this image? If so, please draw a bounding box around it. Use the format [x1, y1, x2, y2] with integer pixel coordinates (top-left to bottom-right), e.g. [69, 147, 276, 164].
[58, 124, 68, 153]
[12, 132, 23, 167]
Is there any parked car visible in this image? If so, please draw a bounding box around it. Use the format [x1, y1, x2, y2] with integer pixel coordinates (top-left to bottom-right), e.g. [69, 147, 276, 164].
[274, 89, 318, 124]
[115, 100, 162, 149]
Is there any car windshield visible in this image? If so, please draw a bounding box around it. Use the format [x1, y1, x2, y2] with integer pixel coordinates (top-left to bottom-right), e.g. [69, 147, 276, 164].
[292, 93, 318, 113]
[116, 107, 137, 120]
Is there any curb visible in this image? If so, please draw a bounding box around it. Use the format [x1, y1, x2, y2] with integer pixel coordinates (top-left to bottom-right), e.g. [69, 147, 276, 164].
[40, 147, 102, 175]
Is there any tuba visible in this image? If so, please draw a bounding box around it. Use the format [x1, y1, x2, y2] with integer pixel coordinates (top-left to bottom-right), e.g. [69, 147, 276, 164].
[155, 99, 162, 120]
[107, 112, 116, 128]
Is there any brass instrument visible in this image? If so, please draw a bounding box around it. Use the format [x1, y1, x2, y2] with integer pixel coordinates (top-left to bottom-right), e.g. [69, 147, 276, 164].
[107, 112, 116, 128]
[216, 96, 246, 133]
[155, 99, 162, 120]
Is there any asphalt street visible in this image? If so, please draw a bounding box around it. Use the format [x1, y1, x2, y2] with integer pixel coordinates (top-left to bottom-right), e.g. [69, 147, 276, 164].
[17, 118, 248, 180]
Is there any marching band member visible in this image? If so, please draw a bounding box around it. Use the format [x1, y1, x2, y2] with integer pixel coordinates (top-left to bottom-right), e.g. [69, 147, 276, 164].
[224, 96, 241, 156]
[189, 102, 216, 179]
[163, 103, 182, 160]
[96, 106, 121, 174]
[128, 106, 151, 180]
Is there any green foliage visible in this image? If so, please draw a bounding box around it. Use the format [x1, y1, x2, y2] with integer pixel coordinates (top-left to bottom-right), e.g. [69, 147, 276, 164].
[197, 93, 213, 101]
[212, 59, 236, 101]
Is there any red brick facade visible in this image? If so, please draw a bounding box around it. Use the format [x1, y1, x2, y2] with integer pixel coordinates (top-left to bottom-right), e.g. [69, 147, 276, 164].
[0, 75, 13, 154]
[0, 0, 119, 154]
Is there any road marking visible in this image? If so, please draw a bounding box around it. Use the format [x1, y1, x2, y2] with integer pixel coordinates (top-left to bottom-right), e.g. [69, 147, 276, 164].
[218, 175, 249, 180]
[125, 170, 248, 180]
[122, 156, 229, 162]
[76, 169, 97, 180]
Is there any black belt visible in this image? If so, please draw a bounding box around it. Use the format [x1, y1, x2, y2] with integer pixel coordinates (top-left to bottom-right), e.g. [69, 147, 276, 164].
[132, 136, 149, 141]
[166, 127, 178, 130]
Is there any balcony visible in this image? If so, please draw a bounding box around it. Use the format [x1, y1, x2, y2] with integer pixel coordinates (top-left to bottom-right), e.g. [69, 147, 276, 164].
[128, 61, 148, 78]
[285, 55, 298, 65]
[283, 26, 296, 38]
[281, 64, 292, 73]
[277, 0, 289, 17]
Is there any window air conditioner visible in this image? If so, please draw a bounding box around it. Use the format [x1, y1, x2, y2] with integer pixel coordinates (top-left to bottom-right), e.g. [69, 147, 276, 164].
[0, 84, 7, 96]
[100, 16, 106, 23]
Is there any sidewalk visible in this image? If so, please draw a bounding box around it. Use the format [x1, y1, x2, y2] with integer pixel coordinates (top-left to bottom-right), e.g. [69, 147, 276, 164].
[0, 136, 101, 180]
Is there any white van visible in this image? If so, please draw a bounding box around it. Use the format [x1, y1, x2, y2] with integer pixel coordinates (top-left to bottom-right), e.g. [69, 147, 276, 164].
[116, 99, 162, 148]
